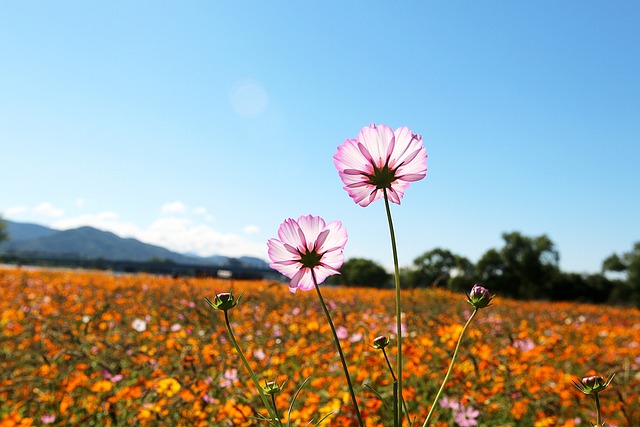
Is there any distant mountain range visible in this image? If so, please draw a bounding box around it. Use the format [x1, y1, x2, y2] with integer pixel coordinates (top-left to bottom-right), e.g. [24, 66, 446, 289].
[0, 220, 269, 269]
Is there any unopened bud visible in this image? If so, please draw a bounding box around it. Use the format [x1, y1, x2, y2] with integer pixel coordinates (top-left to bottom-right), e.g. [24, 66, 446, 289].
[206, 291, 240, 311]
[263, 380, 283, 396]
[372, 335, 390, 350]
[466, 284, 493, 309]
[573, 373, 615, 395]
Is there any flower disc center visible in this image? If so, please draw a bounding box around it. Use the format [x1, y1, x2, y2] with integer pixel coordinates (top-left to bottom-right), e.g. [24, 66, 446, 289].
[368, 164, 397, 189]
[299, 249, 323, 268]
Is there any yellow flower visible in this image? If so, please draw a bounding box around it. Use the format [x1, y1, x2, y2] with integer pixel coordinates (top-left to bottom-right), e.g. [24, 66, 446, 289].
[91, 380, 113, 393]
[156, 377, 181, 397]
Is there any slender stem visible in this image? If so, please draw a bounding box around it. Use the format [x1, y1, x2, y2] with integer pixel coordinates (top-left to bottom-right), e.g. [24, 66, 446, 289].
[422, 309, 478, 427]
[383, 348, 413, 426]
[393, 382, 398, 427]
[312, 270, 365, 427]
[224, 310, 282, 426]
[382, 348, 397, 382]
[383, 190, 403, 427]
[594, 394, 602, 427]
[271, 394, 280, 422]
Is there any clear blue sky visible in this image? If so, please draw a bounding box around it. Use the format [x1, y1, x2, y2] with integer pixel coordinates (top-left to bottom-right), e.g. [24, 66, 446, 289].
[1, 1, 639, 273]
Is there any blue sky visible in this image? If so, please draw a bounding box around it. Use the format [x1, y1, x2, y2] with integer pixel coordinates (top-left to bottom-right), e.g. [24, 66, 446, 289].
[1, 1, 639, 273]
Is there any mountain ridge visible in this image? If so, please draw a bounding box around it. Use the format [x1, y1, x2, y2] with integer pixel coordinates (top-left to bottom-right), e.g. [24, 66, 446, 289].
[0, 220, 269, 269]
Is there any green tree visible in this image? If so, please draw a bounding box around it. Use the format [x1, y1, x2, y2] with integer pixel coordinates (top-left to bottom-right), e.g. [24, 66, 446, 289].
[476, 231, 560, 299]
[603, 242, 640, 306]
[0, 215, 8, 244]
[409, 248, 474, 290]
[338, 258, 390, 288]
[548, 272, 614, 303]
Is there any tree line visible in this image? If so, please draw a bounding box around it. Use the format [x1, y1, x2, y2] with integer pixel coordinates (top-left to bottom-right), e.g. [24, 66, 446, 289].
[331, 231, 640, 307]
[2, 217, 638, 306]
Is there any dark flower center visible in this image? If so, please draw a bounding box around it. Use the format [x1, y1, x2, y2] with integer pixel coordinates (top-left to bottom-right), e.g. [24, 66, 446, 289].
[299, 249, 323, 268]
[367, 164, 397, 189]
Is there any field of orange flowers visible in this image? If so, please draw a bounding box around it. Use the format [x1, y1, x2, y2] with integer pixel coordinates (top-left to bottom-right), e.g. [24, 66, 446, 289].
[1, 266, 639, 426]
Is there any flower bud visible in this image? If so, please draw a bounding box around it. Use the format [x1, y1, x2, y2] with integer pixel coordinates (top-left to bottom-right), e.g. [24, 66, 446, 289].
[206, 291, 240, 311]
[466, 284, 493, 309]
[262, 380, 283, 396]
[372, 335, 390, 350]
[573, 373, 615, 395]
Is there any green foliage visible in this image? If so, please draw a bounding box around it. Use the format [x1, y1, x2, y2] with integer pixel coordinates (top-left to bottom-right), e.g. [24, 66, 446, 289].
[0, 216, 8, 244]
[603, 242, 640, 306]
[548, 272, 616, 303]
[475, 231, 560, 299]
[337, 257, 390, 288]
[408, 248, 474, 291]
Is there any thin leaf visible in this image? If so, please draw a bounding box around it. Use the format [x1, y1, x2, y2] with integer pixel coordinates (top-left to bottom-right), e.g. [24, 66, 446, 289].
[314, 410, 336, 426]
[287, 376, 312, 427]
[363, 383, 390, 410]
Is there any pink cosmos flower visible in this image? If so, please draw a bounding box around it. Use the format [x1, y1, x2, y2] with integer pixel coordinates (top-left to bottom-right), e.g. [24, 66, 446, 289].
[454, 404, 480, 427]
[219, 368, 238, 388]
[334, 123, 427, 207]
[41, 414, 56, 424]
[268, 214, 347, 292]
[336, 326, 349, 340]
[439, 396, 460, 411]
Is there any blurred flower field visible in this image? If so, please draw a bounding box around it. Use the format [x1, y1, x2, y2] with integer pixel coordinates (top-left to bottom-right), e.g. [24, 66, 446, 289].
[2, 267, 639, 426]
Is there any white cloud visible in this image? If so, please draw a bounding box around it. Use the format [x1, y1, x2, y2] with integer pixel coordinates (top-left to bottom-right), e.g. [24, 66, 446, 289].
[243, 225, 261, 235]
[3, 205, 28, 216]
[75, 198, 87, 207]
[194, 206, 208, 216]
[161, 201, 187, 214]
[50, 210, 267, 260]
[193, 206, 214, 222]
[34, 202, 64, 217]
[140, 218, 266, 259]
[52, 211, 140, 236]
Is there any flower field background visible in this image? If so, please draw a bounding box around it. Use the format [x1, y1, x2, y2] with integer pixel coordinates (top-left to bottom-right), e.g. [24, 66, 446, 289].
[2, 267, 640, 426]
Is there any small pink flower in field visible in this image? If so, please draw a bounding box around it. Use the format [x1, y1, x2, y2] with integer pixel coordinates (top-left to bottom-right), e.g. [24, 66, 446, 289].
[513, 338, 535, 352]
[253, 348, 266, 361]
[202, 394, 216, 404]
[334, 123, 427, 207]
[102, 370, 123, 383]
[439, 396, 460, 411]
[336, 326, 349, 340]
[349, 332, 363, 343]
[110, 374, 123, 383]
[268, 214, 347, 292]
[41, 414, 56, 424]
[219, 368, 239, 388]
[388, 321, 408, 337]
[454, 404, 480, 427]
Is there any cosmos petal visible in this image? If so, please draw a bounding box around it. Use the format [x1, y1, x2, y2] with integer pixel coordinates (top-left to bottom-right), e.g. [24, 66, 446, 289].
[334, 123, 427, 206]
[268, 215, 347, 292]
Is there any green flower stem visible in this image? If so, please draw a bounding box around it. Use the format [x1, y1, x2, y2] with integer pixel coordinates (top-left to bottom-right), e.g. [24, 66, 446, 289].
[594, 393, 602, 427]
[271, 394, 280, 422]
[422, 308, 478, 427]
[312, 270, 365, 427]
[224, 310, 282, 426]
[382, 348, 413, 426]
[383, 190, 403, 427]
[382, 348, 396, 382]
